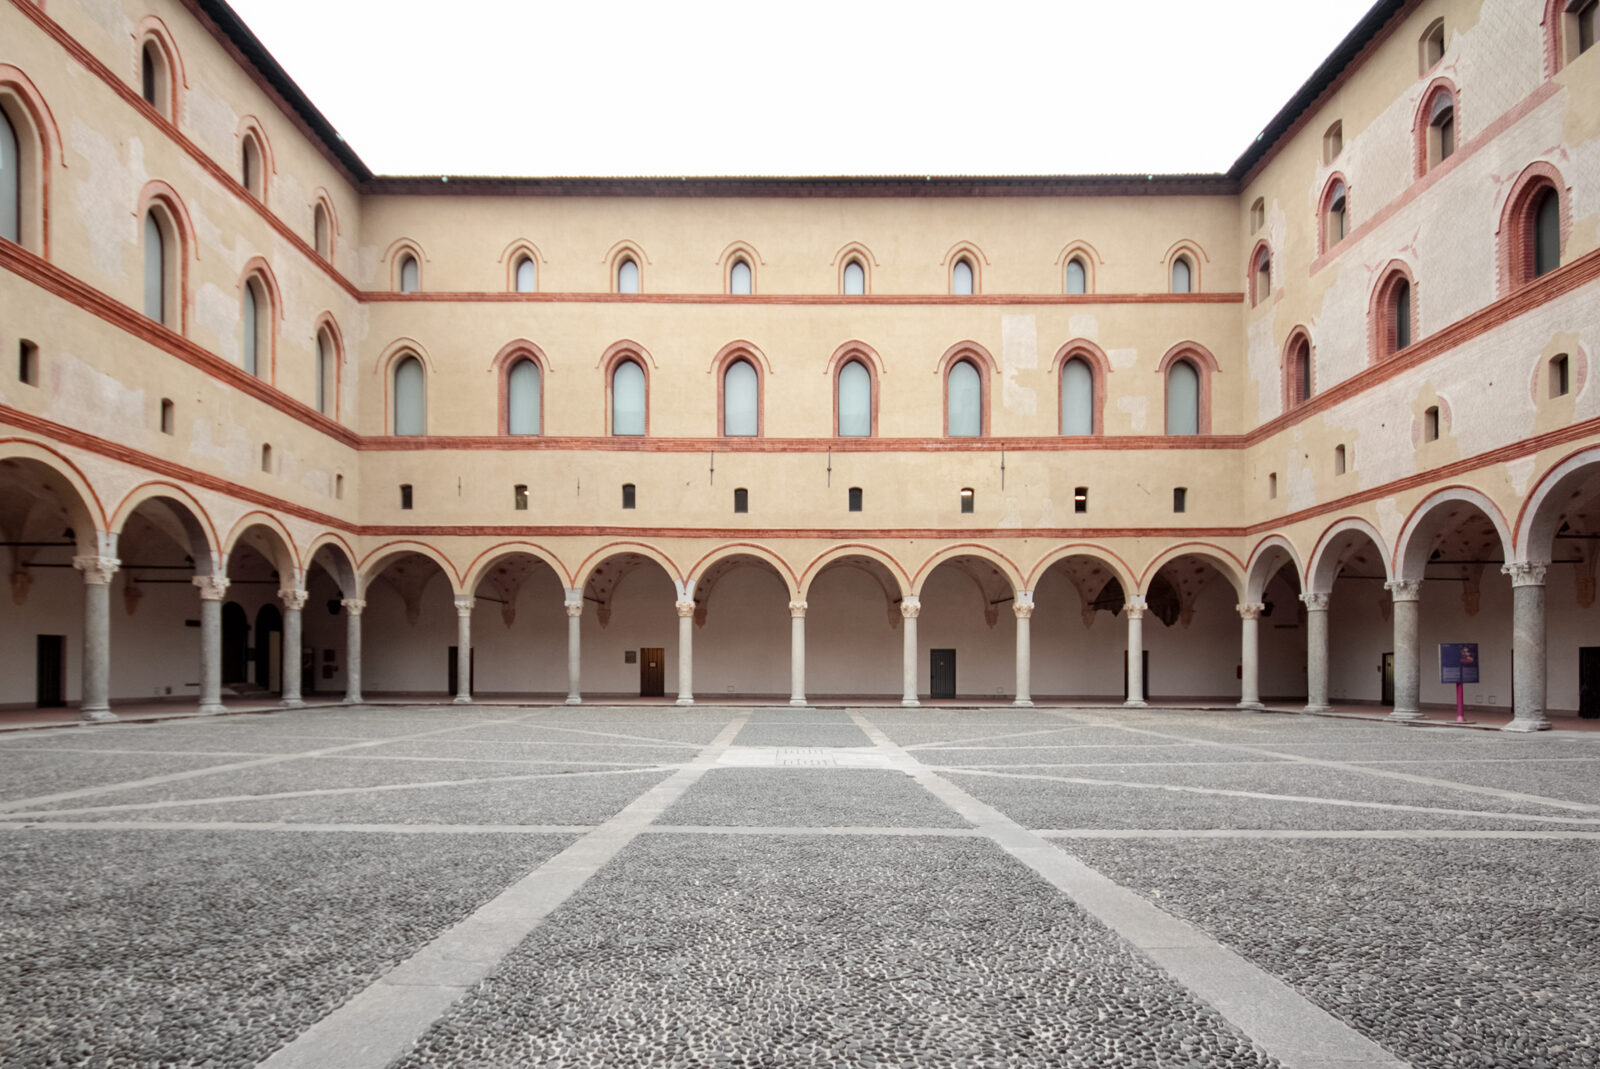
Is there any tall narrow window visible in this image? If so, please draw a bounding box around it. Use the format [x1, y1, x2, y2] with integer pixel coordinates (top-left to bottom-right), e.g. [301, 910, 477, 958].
[1334, 445, 1348, 475]
[515, 256, 537, 293]
[1427, 91, 1455, 170]
[261, 443, 272, 473]
[1551, 354, 1571, 398]
[1268, 473, 1278, 499]
[729, 258, 752, 295]
[393, 356, 425, 436]
[837, 359, 872, 437]
[335, 474, 344, 499]
[514, 484, 529, 510]
[1166, 360, 1200, 435]
[1288, 336, 1312, 406]
[18, 340, 38, 385]
[1253, 249, 1272, 303]
[160, 398, 174, 434]
[0, 109, 17, 244]
[1420, 19, 1445, 72]
[1423, 406, 1440, 441]
[848, 487, 863, 512]
[313, 204, 331, 259]
[241, 279, 265, 377]
[621, 483, 636, 509]
[951, 258, 974, 295]
[612, 359, 645, 435]
[508, 358, 542, 435]
[141, 44, 159, 106]
[959, 488, 975, 514]
[400, 484, 414, 510]
[1325, 182, 1347, 247]
[1074, 487, 1088, 514]
[143, 211, 166, 323]
[1065, 257, 1087, 295]
[1170, 256, 1192, 294]
[1581, 0, 1598, 54]
[617, 257, 639, 294]
[1323, 121, 1343, 163]
[1533, 188, 1561, 277]
[1060, 356, 1094, 435]
[733, 488, 749, 513]
[1173, 487, 1187, 513]
[1394, 280, 1412, 350]
[722, 359, 758, 436]
[1249, 198, 1265, 233]
[842, 259, 865, 295]
[947, 360, 981, 437]
[398, 255, 419, 293]
[315, 330, 334, 415]
[241, 135, 262, 199]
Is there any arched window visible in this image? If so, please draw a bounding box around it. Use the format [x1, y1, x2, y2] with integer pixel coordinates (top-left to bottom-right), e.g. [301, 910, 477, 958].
[1322, 120, 1343, 163]
[617, 257, 640, 294]
[241, 134, 263, 199]
[611, 359, 645, 435]
[1249, 198, 1265, 233]
[1426, 90, 1455, 170]
[1533, 187, 1561, 277]
[947, 359, 982, 437]
[398, 255, 419, 293]
[1065, 257, 1087, 295]
[1253, 248, 1272, 304]
[1420, 18, 1446, 73]
[1324, 181, 1347, 248]
[722, 359, 758, 436]
[1060, 356, 1095, 435]
[514, 256, 537, 293]
[842, 259, 866, 295]
[1286, 334, 1313, 407]
[837, 359, 872, 437]
[1369, 265, 1418, 360]
[143, 210, 166, 323]
[392, 356, 425, 436]
[507, 358, 542, 435]
[1500, 168, 1567, 290]
[729, 258, 752, 295]
[1170, 256, 1192, 294]
[313, 203, 331, 259]
[241, 277, 264, 377]
[951, 258, 974, 295]
[139, 41, 172, 118]
[0, 107, 17, 244]
[315, 329, 334, 416]
[1166, 360, 1200, 435]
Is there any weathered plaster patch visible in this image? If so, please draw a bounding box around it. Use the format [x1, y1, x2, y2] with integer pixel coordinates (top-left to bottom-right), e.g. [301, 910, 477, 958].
[1505, 456, 1536, 497]
[1000, 314, 1038, 417]
[77, 0, 133, 39]
[49, 351, 146, 433]
[1107, 347, 1138, 371]
[1116, 395, 1148, 433]
[186, 416, 254, 478]
[1246, 309, 1280, 426]
[184, 84, 240, 168]
[1067, 314, 1099, 340]
[195, 283, 242, 365]
[69, 121, 142, 283]
[1374, 496, 1405, 551]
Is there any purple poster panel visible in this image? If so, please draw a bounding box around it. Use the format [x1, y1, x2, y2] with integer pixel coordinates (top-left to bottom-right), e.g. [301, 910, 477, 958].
[1440, 643, 1480, 685]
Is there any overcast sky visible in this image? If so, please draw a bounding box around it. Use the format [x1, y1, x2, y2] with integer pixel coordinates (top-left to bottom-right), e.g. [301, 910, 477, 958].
[226, 0, 1379, 178]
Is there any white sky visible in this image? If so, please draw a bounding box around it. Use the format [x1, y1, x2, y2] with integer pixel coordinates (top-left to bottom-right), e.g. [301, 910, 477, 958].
[227, 0, 1379, 178]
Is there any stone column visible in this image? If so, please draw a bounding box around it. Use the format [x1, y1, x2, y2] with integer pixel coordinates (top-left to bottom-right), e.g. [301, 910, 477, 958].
[564, 593, 583, 705]
[675, 600, 695, 706]
[1300, 592, 1331, 713]
[1237, 602, 1265, 710]
[789, 600, 807, 707]
[279, 588, 307, 708]
[901, 596, 921, 707]
[193, 575, 230, 715]
[1386, 579, 1423, 721]
[453, 594, 473, 704]
[1502, 563, 1551, 732]
[1013, 593, 1034, 707]
[1124, 597, 1148, 708]
[73, 555, 120, 723]
[341, 599, 365, 704]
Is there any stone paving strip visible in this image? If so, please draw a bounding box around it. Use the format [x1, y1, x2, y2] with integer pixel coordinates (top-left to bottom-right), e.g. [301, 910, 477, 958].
[253, 712, 751, 1069]
[849, 711, 1410, 1069]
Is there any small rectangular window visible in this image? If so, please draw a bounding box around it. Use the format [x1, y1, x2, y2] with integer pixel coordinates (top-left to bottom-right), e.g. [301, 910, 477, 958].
[848, 487, 863, 512]
[1423, 406, 1441, 442]
[18, 341, 39, 385]
[400, 484, 413, 510]
[622, 483, 636, 510]
[335, 474, 344, 499]
[514, 484, 529, 510]
[261, 444, 272, 473]
[960, 488, 975, 514]
[160, 398, 175, 435]
[733, 488, 748, 514]
[1173, 487, 1187, 513]
[1551, 354, 1570, 398]
[1579, 0, 1597, 54]
[1074, 487, 1088, 514]
[1268, 473, 1278, 499]
[1334, 445, 1347, 476]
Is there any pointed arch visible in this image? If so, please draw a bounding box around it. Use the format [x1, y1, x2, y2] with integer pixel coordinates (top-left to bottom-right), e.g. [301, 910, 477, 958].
[137, 180, 194, 333]
[828, 341, 882, 438]
[1162, 239, 1209, 293]
[602, 341, 652, 436]
[1368, 258, 1418, 362]
[1317, 173, 1350, 254]
[717, 240, 764, 295]
[384, 238, 427, 292]
[798, 543, 911, 601]
[711, 341, 768, 438]
[937, 341, 996, 438]
[1412, 77, 1460, 179]
[238, 256, 282, 383]
[499, 237, 547, 292]
[463, 542, 573, 595]
[0, 65, 62, 259]
[941, 240, 988, 295]
[1157, 342, 1218, 436]
[1394, 487, 1514, 584]
[832, 241, 878, 295]
[312, 312, 345, 421]
[1281, 326, 1315, 411]
[605, 240, 649, 293]
[1496, 160, 1571, 296]
[492, 340, 550, 436]
[1307, 517, 1393, 594]
[1056, 240, 1103, 294]
[310, 188, 339, 261]
[1247, 239, 1274, 306]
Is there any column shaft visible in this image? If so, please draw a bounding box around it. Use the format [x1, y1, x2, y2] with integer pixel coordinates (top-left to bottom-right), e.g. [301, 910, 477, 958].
[675, 602, 694, 706]
[454, 595, 473, 704]
[1124, 600, 1147, 708]
[565, 596, 583, 705]
[1237, 603, 1264, 710]
[1013, 594, 1034, 707]
[789, 601, 807, 707]
[1302, 593, 1331, 713]
[901, 597, 920, 707]
[74, 556, 119, 723]
[1387, 581, 1422, 720]
[1504, 564, 1550, 732]
[342, 599, 364, 704]
[280, 590, 307, 708]
[194, 575, 229, 715]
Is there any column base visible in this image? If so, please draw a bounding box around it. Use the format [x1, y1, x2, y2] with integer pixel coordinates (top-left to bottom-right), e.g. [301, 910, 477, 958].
[198, 703, 227, 716]
[1501, 717, 1552, 733]
[789, 698, 807, 707]
[1236, 700, 1264, 710]
[901, 698, 920, 707]
[79, 707, 118, 724]
[676, 697, 694, 706]
[1123, 700, 1148, 708]
[452, 696, 472, 705]
[565, 695, 582, 706]
[343, 695, 364, 705]
[1388, 708, 1424, 721]
[1013, 699, 1034, 708]
[1301, 704, 1332, 714]
[280, 699, 306, 710]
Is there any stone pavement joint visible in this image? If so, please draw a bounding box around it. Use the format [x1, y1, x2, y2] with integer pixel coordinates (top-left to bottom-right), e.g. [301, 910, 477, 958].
[848, 711, 1412, 1069]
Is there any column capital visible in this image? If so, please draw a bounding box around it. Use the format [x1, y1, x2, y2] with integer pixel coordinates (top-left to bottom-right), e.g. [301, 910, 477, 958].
[1299, 592, 1331, 611]
[279, 589, 309, 612]
[193, 575, 230, 601]
[340, 598, 366, 616]
[73, 556, 121, 586]
[675, 600, 696, 619]
[1124, 596, 1147, 621]
[454, 594, 475, 617]
[788, 600, 808, 619]
[1236, 602, 1266, 621]
[1501, 562, 1548, 588]
[900, 596, 921, 620]
[565, 601, 583, 618]
[1013, 601, 1034, 620]
[1384, 579, 1423, 602]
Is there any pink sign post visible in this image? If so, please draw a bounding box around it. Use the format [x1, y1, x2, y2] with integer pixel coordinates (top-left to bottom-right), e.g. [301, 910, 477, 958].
[1440, 643, 1478, 725]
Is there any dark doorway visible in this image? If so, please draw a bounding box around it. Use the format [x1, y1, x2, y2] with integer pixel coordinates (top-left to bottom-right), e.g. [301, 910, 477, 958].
[1122, 651, 1151, 700]
[640, 647, 665, 697]
[1580, 647, 1600, 719]
[930, 649, 956, 699]
[1381, 653, 1395, 706]
[222, 602, 249, 684]
[36, 635, 65, 708]
[254, 604, 282, 691]
[447, 647, 476, 694]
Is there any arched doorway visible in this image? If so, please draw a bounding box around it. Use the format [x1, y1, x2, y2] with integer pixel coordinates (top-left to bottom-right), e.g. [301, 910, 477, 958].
[802, 553, 906, 700]
[361, 550, 458, 698]
[690, 552, 793, 699]
[580, 551, 679, 699]
[467, 550, 567, 698]
[914, 554, 1020, 701]
[1139, 550, 1246, 703]
[1519, 452, 1600, 720]
[253, 603, 282, 691]
[1030, 552, 1131, 701]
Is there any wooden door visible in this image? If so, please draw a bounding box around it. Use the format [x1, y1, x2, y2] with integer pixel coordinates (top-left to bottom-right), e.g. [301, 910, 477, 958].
[640, 648, 665, 697]
[929, 649, 956, 699]
[1580, 647, 1600, 719]
[36, 635, 65, 708]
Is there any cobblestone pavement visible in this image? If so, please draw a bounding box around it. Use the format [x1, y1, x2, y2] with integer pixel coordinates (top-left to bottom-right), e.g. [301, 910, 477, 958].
[0, 704, 1596, 1068]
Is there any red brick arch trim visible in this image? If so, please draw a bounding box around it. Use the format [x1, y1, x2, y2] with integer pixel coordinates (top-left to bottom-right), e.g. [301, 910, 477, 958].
[1281, 326, 1315, 412]
[1247, 239, 1273, 307]
[132, 16, 186, 125]
[1317, 173, 1350, 256]
[1162, 240, 1209, 293]
[1541, 0, 1585, 76]
[1156, 342, 1219, 435]
[239, 256, 283, 385]
[601, 342, 652, 436]
[712, 342, 768, 438]
[235, 115, 274, 205]
[605, 240, 649, 294]
[137, 179, 194, 335]
[937, 341, 997, 437]
[1052, 340, 1110, 436]
[717, 241, 764, 295]
[1412, 77, 1460, 180]
[498, 238, 546, 292]
[0, 66, 62, 260]
[1367, 260, 1418, 364]
[832, 242, 878, 294]
[1496, 160, 1572, 297]
[828, 342, 882, 438]
[312, 312, 345, 423]
[490, 340, 551, 435]
[378, 340, 433, 436]
[310, 188, 340, 261]
[942, 241, 988, 295]
[1056, 241, 1104, 294]
[384, 238, 427, 291]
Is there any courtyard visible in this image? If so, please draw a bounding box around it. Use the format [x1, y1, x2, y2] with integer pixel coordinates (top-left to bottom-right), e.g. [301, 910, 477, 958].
[0, 703, 1596, 1069]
